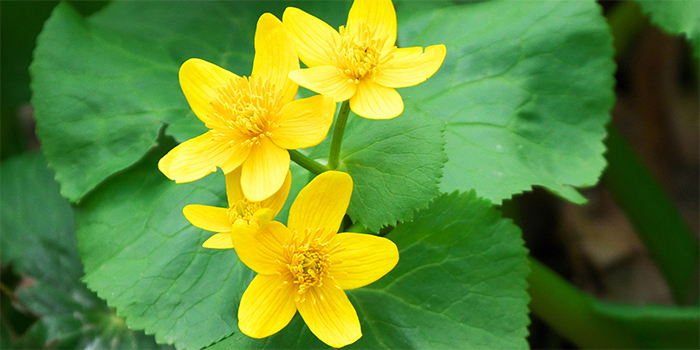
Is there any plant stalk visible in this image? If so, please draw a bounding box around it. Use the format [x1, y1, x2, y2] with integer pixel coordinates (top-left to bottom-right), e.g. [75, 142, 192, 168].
[328, 100, 351, 170]
[288, 150, 328, 175]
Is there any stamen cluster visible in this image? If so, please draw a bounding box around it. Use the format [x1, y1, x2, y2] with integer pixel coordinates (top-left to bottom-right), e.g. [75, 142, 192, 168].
[333, 23, 394, 84]
[227, 199, 262, 225]
[208, 76, 284, 148]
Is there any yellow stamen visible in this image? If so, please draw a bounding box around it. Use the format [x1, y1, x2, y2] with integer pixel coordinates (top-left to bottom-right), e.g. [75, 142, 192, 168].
[207, 76, 283, 148]
[227, 199, 262, 225]
[332, 23, 395, 83]
[283, 232, 334, 301]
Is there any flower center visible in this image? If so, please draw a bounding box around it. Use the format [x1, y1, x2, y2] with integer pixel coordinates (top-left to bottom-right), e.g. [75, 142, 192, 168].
[208, 76, 284, 147]
[227, 199, 261, 225]
[285, 231, 333, 301]
[334, 23, 394, 84]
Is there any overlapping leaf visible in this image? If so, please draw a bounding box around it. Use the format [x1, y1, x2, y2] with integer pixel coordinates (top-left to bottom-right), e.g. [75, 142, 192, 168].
[397, 0, 616, 204]
[207, 192, 530, 349]
[0, 153, 169, 349]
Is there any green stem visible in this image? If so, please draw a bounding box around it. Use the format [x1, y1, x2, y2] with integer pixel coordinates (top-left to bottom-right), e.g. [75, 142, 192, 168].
[529, 258, 700, 349]
[328, 100, 351, 170]
[602, 126, 699, 304]
[289, 150, 328, 175]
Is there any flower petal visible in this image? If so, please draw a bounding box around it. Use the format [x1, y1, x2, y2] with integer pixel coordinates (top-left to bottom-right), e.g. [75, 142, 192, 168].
[183, 205, 230, 232]
[289, 67, 357, 102]
[283, 7, 339, 67]
[375, 45, 447, 88]
[238, 274, 297, 339]
[252, 13, 299, 103]
[328, 233, 399, 290]
[260, 170, 292, 216]
[347, 0, 396, 50]
[271, 95, 335, 150]
[202, 233, 234, 249]
[225, 167, 245, 207]
[241, 138, 290, 202]
[349, 80, 403, 120]
[180, 58, 239, 124]
[158, 132, 249, 183]
[288, 171, 352, 236]
[230, 221, 291, 275]
[296, 281, 361, 348]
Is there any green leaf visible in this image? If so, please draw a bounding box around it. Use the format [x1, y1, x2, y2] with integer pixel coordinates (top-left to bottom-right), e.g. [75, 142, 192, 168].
[336, 109, 447, 232]
[30, 1, 351, 202]
[636, 0, 700, 57]
[0, 152, 169, 349]
[208, 191, 530, 349]
[76, 145, 253, 350]
[397, 0, 616, 204]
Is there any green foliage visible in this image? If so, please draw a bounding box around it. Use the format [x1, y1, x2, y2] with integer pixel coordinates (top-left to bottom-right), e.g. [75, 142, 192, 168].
[637, 0, 700, 57]
[0, 152, 169, 349]
[206, 192, 530, 349]
[335, 110, 447, 232]
[397, 0, 615, 204]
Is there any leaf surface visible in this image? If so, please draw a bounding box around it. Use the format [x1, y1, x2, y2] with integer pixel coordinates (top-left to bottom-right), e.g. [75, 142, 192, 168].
[0, 152, 169, 349]
[397, 0, 616, 204]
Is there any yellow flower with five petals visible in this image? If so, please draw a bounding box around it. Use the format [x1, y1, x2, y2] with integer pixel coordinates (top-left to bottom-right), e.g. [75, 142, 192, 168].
[182, 168, 291, 249]
[283, 0, 446, 120]
[231, 171, 399, 348]
[159, 13, 336, 201]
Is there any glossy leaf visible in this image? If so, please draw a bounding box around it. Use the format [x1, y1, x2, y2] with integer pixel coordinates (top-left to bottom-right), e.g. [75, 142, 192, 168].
[0, 152, 168, 349]
[397, 0, 616, 204]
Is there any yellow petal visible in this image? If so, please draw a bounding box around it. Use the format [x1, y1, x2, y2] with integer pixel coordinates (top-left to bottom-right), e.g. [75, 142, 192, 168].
[374, 45, 447, 88]
[288, 67, 357, 102]
[283, 7, 339, 67]
[202, 232, 234, 249]
[225, 167, 245, 207]
[253, 208, 276, 228]
[260, 170, 292, 216]
[349, 80, 403, 120]
[183, 205, 231, 232]
[271, 95, 335, 150]
[230, 221, 291, 275]
[158, 132, 249, 183]
[241, 138, 290, 202]
[238, 274, 297, 339]
[296, 281, 361, 348]
[347, 0, 396, 50]
[179, 58, 239, 124]
[288, 171, 352, 236]
[252, 13, 299, 103]
[328, 233, 399, 289]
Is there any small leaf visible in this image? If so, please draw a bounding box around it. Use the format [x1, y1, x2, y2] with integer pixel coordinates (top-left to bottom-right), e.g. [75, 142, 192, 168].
[0, 152, 169, 349]
[636, 0, 700, 57]
[397, 0, 616, 204]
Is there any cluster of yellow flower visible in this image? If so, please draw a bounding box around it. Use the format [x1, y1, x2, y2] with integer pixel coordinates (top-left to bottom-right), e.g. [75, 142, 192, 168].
[157, 0, 444, 347]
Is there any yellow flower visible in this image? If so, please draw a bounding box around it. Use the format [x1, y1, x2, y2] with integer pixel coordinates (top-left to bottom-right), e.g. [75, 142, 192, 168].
[159, 13, 336, 201]
[283, 0, 446, 120]
[231, 171, 399, 348]
[183, 168, 292, 249]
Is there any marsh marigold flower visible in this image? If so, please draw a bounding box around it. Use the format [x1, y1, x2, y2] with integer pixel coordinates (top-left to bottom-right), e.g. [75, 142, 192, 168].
[159, 13, 335, 201]
[182, 168, 291, 249]
[231, 171, 399, 347]
[283, 0, 446, 120]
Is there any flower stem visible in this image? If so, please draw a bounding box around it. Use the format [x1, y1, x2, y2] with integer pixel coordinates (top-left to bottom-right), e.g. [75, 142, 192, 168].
[289, 150, 328, 175]
[327, 100, 351, 170]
